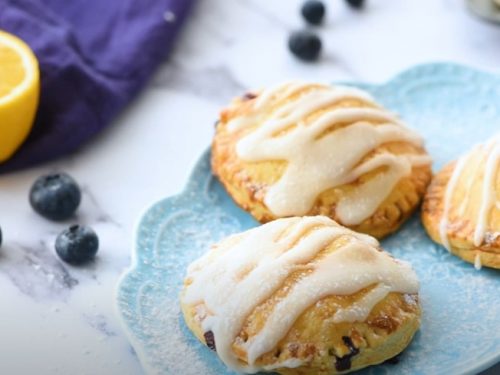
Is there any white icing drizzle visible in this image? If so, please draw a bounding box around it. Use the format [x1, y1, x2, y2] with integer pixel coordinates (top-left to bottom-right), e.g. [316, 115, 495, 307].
[474, 138, 500, 246]
[228, 81, 326, 133]
[331, 283, 393, 323]
[439, 135, 500, 250]
[182, 216, 419, 373]
[262, 358, 304, 371]
[439, 154, 471, 251]
[474, 253, 482, 271]
[254, 81, 315, 110]
[458, 149, 483, 216]
[227, 82, 431, 225]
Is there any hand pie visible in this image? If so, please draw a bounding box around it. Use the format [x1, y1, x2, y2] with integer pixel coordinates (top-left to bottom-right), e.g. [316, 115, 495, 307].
[180, 216, 421, 374]
[212, 82, 432, 239]
[422, 135, 500, 269]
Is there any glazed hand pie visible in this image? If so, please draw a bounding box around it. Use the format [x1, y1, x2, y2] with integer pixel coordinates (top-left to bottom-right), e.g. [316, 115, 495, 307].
[180, 216, 421, 374]
[422, 135, 500, 269]
[212, 82, 432, 239]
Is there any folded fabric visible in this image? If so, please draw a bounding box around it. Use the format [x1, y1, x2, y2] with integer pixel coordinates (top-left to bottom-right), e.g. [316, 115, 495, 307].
[0, 0, 194, 173]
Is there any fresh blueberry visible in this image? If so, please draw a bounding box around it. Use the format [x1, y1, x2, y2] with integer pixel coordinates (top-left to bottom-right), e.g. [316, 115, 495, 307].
[346, 0, 365, 9]
[30, 173, 81, 221]
[0, 226, 2, 248]
[55, 225, 99, 265]
[301, 0, 326, 25]
[288, 30, 322, 62]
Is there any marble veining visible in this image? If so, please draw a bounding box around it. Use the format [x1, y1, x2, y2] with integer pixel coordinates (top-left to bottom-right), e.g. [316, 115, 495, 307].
[154, 63, 245, 104]
[83, 313, 119, 337]
[0, 240, 79, 301]
[81, 185, 123, 227]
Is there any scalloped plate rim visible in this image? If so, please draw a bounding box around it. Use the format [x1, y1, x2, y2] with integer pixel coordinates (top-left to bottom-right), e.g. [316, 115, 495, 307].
[116, 62, 500, 375]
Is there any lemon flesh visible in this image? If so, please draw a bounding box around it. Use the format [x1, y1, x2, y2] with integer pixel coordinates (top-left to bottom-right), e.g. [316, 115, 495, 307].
[0, 30, 40, 163]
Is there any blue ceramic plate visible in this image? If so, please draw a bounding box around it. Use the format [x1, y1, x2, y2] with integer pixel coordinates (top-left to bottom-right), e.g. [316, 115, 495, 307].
[117, 63, 500, 375]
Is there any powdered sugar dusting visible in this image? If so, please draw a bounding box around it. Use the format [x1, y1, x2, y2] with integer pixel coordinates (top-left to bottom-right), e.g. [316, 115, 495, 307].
[117, 64, 500, 375]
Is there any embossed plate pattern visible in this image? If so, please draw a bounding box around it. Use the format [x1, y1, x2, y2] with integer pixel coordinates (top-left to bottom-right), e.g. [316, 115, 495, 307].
[117, 63, 500, 375]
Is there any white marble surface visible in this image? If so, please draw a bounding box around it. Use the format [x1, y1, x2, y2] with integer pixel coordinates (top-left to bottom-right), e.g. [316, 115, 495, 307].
[0, 0, 499, 374]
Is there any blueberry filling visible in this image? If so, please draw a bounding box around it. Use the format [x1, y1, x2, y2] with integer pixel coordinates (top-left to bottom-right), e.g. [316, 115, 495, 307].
[383, 354, 400, 365]
[242, 92, 257, 101]
[334, 336, 359, 371]
[204, 331, 216, 352]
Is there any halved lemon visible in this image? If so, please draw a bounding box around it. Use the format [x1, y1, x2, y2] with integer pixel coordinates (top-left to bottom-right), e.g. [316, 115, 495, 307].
[0, 30, 40, 163]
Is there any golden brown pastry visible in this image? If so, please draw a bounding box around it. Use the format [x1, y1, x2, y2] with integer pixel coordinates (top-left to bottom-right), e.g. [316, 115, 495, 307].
[180, 216, 421, 374]
[422, 135, 500, 269]
[212, 82, 432, 239]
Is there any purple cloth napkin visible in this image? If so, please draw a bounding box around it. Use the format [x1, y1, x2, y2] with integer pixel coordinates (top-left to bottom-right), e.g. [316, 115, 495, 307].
[0, 0, 194, 173]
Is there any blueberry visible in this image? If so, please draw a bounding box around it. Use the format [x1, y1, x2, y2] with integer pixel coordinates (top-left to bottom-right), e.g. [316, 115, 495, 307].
[288, 30, 322, 62]
[346, 0, 365, 9]
[30, 173, 81, 221]
[301, 1, 326, 25]
[0, 226, 2, 248]
[55, 225, 99, 264]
